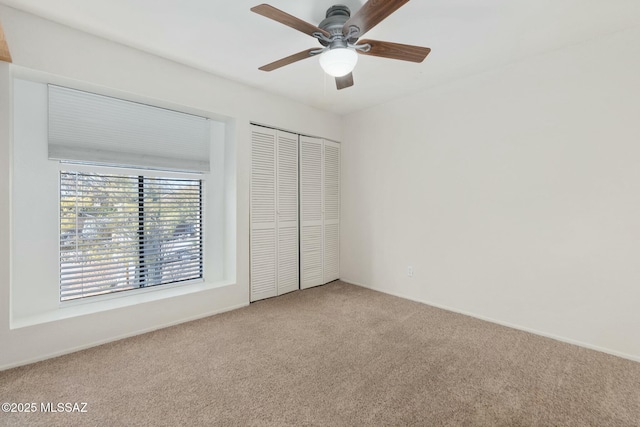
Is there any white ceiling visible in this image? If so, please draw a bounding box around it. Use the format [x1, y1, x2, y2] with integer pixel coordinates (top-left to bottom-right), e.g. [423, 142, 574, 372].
[1, 0, 639, 114]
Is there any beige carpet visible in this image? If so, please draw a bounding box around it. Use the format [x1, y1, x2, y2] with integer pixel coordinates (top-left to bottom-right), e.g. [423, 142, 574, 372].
[1, 280, 639, 426]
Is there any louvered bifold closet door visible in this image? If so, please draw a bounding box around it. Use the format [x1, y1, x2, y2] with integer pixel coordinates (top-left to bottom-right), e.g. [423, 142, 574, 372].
[276, 131, 299, 295]
[300, 136, 324, 289]
[323, 141, 340, 282]
[250, 126, 277, 301]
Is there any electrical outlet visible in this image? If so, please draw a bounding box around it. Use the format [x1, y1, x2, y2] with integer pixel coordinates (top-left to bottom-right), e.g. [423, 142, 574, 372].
[407, 266, 414, 277]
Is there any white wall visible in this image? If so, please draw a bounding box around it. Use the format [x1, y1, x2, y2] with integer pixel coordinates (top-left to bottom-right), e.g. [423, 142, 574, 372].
[341, 26, 640, 361]
[3, 4, 639, 369]
[0, 6, 341, 369]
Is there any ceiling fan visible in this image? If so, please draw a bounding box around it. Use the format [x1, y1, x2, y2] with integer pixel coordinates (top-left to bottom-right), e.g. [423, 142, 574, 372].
[251, 0, 431, 90]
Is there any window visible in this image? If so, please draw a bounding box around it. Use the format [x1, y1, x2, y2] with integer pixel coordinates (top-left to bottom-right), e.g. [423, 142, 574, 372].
[47, 84, 212, 302]
[60, 170, 203, 301]
[11, 78, 232, 326]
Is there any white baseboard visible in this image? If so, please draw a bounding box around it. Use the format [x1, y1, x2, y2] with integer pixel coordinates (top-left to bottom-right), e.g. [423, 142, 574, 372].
[341, 277, 640, 363]
[0, 302, 249, 371]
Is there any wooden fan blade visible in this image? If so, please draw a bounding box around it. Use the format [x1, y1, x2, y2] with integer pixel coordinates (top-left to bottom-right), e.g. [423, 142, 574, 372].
[0, 20, 12, 63]
[252, 4, 330, 38]
[343, 0, 410, 38]
[357, 39, 431, 63]
[336, 73, 354, 90]
[259, 48, 317, 72]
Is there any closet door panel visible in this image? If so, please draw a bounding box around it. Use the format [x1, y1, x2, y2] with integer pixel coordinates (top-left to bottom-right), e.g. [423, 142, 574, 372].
[250, 126, 277, 301]
[323, 141, 340, 282]
[276, 131, 299, 295]
[300, 136, 324, 289]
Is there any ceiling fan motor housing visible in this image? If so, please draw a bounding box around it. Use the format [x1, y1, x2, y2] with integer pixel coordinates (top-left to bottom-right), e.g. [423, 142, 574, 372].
[319, 5, 357, 45]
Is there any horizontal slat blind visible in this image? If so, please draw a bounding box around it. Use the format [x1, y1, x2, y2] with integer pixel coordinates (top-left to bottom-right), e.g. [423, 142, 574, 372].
[49, 85, 211, 172]
[60, 171, 203, 301]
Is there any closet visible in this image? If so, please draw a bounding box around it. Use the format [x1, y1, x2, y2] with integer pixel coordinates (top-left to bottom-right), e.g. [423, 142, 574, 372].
[250, 125, 340, 301]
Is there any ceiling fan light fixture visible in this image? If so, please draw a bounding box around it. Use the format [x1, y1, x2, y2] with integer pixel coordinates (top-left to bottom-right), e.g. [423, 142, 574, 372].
[319, 47, 358, 77]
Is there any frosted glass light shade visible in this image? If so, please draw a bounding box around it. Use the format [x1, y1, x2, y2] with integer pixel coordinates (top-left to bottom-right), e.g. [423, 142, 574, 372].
[319, 48, 358, 77]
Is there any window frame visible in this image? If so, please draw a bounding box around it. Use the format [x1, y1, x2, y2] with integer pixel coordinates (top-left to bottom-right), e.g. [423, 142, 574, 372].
[10, 76, 234, 328]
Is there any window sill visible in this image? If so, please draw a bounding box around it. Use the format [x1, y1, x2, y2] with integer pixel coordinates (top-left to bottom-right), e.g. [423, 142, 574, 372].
[10, 279, 236, 329]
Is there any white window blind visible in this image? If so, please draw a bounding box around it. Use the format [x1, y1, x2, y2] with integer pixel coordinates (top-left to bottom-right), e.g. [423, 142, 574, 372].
[60, 171, 203, 301]
[49, 85, 211, 172]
